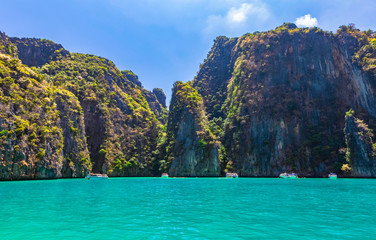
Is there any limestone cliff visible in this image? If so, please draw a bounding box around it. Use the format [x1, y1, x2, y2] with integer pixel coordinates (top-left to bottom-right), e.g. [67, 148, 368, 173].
[0, 54, 90, 180]
[344, 112, 376, 177]
[122, 70, 142, 88]
[0, 30, 165, 179]
[0, 31, 69, 67]
[162, 81, 220, 177]
[40, 53, 162, 176]
[122, 70, 167, 123]
[141, 88, 167, 124]
[187, 23, 376, 176]
[2, 23, 376, 179]
[153, 88, 167, 108]
[54, 90, 91, 177]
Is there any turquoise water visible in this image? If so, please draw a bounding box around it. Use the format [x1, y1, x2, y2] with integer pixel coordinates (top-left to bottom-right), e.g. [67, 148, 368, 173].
[0, 178, 375, 239]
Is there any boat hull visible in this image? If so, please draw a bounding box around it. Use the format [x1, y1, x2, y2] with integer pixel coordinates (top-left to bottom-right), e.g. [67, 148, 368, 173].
[280, 173, 298, 179]
[328, 173, 338, 179]
[226, 173, 239, 178]
[86, 176, 108, 180]
[85, 174, 109, 180]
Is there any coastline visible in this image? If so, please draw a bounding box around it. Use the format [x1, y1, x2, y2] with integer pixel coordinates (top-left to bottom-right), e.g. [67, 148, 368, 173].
[1, 175, 375, 182]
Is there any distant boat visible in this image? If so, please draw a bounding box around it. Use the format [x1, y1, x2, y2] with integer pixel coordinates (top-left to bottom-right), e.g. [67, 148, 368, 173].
[279, 172, 298, 179]
[279, 172, 289, 179]
[288, 173, 298, 179]
[85, 173, 108, 180]
[226, 173, 239, 178]
[328, 173, 337, 179]
[161, 173, 169, 178]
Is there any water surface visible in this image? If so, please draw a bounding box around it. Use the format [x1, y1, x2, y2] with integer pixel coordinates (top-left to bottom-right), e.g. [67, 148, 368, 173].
[0, 178, 375, 239]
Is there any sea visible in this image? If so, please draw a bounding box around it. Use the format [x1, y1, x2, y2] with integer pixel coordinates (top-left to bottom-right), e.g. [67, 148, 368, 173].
[0, 177, 375, 239]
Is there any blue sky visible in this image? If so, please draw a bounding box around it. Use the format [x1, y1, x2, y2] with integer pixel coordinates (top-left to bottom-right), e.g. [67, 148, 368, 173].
[1, 0, 376, 104]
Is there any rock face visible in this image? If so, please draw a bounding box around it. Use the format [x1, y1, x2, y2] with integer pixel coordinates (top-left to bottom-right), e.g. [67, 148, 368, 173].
[184, 23, 376, 176]
[142, 88, 168, 124]
[164, 82, 220, 176]
[0, 31, 167, 179]
[0, 32, 69, 67]
[54, 90, 91, 177]
[344, 113, 376, 177]
[122, 70, 142, 87]
[40, 53, 163, 176]
[122, 71, 167, 123]
[2, 24, 376, 179]
[192, 36, 238, 119]
[0, 54, 90, 180]
[10, 38, 70, 67]
[153, 88, 167, 108]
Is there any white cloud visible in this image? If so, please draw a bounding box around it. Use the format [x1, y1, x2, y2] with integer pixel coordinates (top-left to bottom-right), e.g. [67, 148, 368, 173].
[204, 1, 271, 37]
[227, 3, 252, 23]
[294, 14, 318, 28]
[107, 0, 254, 32]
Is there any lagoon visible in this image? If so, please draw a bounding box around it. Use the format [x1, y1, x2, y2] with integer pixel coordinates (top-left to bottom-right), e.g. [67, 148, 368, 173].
[0, 178, 375, 239]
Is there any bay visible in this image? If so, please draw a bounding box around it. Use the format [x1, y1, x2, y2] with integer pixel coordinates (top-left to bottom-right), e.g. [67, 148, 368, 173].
[0, 178, 375, 239]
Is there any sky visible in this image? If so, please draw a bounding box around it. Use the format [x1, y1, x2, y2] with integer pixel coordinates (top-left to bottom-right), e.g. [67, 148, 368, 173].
[1, 0, 376, 104]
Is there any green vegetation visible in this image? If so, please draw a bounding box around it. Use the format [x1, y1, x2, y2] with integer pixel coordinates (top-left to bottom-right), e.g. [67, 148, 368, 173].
[346, 109, 355, 116]
[36, 148, 45, 159]
[0, 31, 167, 179]
[39, 52, 164, 176]
[157, 81, 219, 175]
[0, 53, 64, 177]
[190, 23, 376, 176]
[2, 23, 376, 178]
[341, 163, 351, 172]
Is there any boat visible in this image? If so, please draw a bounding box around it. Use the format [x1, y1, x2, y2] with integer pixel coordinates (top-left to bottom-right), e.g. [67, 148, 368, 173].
[85, 173, 108, 180]
[279, 172, 298, 179]
[328, 173, 337, 179]
[226, 173, 239, 178]
[279, 172, 289, 179]
[288, 173, 298, 179]
[161, 173, 169, 178]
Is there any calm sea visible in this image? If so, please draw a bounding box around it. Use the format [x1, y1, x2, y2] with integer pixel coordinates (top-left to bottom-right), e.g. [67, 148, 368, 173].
[0, 178, 375, 239]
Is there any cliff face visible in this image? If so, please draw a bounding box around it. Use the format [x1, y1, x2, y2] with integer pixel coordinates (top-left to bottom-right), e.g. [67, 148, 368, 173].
[153, 88, 167, 108]
[2, 24, 376, 179]
[185, 24, 376, 177]
[122, 70, 167, 123]
[40, 53, 163, 176]
[162, 81, 220, 176]
[192, 36, 238, 119]
[141, 88, 168, 124]
[0, 31, 167, 179]
[0, 54, 90, 180]
[0, 32, 69, 67]
[122, 70, 142, 87]
[344, 113, 376, 177]
[54, 90, 91, 177]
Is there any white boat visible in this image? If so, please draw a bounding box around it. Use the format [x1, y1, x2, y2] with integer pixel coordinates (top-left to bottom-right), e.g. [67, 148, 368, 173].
[279, 172, 289, 179]
[279, 172, 298, 179]
[288, 173, 298, 179]
[85, 173, 108, 180]
[328, 173, 337, 179]
[226, 173, 239, 178]
[161, 173, 169, 178]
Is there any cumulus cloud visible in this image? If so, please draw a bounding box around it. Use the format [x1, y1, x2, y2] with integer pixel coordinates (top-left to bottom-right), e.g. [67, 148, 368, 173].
[294, 14, 318, 28]
[204, 1, 271, 37]
[227, 3, 253, 23]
